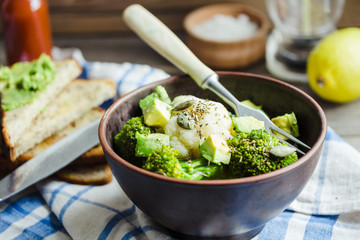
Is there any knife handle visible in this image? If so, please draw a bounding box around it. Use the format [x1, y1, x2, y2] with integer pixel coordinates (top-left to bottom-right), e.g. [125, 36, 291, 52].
[123, 4, 215, 87]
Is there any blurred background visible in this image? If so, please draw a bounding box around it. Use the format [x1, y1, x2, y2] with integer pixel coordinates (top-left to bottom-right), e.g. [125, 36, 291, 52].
[0, 0, 358, 65]
[0, 0, 359, 69]
[4, 0, 358, 36]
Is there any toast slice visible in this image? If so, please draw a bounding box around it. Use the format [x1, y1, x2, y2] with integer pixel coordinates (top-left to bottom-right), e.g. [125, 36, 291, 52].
[1, 59, 82, 155]
[8, 79, 116, 161]
[71, 144, 105, 167]
[17, 107, 106, 163]
[56, 163, 112, 185]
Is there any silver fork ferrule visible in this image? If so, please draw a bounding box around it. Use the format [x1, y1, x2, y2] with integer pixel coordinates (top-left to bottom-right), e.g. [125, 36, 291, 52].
[202, 73, 240, 116]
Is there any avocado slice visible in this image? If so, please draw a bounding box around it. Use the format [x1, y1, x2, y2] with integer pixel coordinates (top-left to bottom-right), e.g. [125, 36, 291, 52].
[240, 100, 262, 110]
[135, 132, 170, 157]
[271, 112, 300, 140]
[143, 98, 171, 127]
[139, 85, 171, 110]
[232, 116, 265, 133]
[200, 134, 231, 165]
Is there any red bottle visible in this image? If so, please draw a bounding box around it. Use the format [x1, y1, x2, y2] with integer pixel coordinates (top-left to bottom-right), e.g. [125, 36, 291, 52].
[1, 0, 53, 65]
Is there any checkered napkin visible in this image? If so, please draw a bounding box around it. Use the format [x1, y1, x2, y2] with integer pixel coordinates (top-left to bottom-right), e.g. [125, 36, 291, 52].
[1, 48, 360, 240]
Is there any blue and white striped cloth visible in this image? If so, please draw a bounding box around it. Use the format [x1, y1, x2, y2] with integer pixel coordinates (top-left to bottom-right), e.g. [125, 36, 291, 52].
[0, 48, 360, 240]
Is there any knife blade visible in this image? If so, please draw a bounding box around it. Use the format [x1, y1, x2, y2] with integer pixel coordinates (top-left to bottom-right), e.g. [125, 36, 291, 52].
[0, 118, 101, 203]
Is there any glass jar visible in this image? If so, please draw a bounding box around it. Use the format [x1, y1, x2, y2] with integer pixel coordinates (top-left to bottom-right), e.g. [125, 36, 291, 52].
[264, 0, 345, 82]
[266, 0, 345, 68]
[1, 0, 53, 65]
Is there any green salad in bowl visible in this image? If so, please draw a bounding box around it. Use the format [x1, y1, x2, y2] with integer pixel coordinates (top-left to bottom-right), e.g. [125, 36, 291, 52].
[113, 85, 300, 180]
[99, 72, 326, 239]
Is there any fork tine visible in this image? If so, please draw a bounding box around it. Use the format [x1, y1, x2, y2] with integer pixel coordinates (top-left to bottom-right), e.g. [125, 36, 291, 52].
[269, 124, 311, 150]
[277, 137, 306, 155]
[235, 101, 311, 151]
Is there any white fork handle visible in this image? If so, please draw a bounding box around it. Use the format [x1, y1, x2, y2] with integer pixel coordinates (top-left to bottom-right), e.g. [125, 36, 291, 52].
[123, 4, 214, 87]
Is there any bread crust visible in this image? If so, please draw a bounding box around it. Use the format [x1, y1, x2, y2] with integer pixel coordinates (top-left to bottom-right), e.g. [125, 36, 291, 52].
[17, 107, 106, 162]
[55, 163, 112, 185]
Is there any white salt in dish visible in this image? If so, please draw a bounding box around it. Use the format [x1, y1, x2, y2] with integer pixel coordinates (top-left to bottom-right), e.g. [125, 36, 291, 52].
[192, 13, 259, 42]
[184, 3, 271, 69]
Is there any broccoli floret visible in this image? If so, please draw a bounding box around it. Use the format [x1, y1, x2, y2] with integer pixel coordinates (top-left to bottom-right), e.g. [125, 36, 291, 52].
[113, 116, 155, 167]
[228, 129, 298, 178]
[180, 158, 226, 180]
[143, 149, 226, 180]
[142, 145, 184, 179]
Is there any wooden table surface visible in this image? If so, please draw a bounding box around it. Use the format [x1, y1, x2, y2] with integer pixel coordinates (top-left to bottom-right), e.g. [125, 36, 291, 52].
[1, 34, 359, 150]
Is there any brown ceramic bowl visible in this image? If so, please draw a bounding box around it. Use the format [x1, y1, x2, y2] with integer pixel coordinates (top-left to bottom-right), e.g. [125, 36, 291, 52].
[184, 4, 271, 69]
[99, 72, 327, 239]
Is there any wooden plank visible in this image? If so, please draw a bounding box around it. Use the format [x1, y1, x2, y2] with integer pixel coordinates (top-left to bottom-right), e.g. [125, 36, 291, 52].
[48, 0, 360, 35]
[0, 0, 359, 35]
[48, 0, 253, 35]
[340, 0, 360, 28]
[48, 0, 263, 11]
[50, 10, 191, 35]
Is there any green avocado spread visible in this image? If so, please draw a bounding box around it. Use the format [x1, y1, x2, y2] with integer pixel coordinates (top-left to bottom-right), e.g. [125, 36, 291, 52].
[0, 54, 56, 111]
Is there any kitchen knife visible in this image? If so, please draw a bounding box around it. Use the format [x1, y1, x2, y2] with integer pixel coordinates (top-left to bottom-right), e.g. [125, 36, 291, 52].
[0, 118, 101, 203]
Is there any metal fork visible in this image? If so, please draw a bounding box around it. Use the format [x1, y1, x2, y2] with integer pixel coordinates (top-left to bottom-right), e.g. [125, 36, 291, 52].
[123, 4, 311, 154]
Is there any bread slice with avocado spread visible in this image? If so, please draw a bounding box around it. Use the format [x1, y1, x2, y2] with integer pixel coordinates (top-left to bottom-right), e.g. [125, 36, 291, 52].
[0, 55, 116, 185]
[8, 78, 116, 161]
[1, 55, 82, 160]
